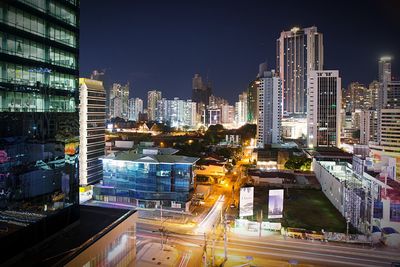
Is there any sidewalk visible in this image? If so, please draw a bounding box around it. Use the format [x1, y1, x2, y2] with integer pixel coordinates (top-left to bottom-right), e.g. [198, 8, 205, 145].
[83, 199, 195, 223]
[230, 225, 281, 239]
[136, 242, 179, 267]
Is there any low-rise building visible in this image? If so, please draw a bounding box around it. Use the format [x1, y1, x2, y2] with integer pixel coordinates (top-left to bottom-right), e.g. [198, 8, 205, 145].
[94, 152, 199, 211]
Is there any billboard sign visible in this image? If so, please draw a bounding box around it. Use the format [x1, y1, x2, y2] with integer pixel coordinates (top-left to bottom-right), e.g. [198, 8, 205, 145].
[239, 187, 254, 217]
[268, 189, 284, 219]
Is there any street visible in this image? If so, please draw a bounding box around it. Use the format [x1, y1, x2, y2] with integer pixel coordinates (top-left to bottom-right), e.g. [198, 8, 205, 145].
[136, 221, 400, 267]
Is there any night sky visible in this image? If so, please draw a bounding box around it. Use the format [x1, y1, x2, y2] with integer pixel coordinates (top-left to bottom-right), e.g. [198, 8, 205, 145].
[80, 0, 400, 104]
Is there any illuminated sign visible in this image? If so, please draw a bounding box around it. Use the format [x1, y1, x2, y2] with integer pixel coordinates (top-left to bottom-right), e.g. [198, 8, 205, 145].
[239, 187, 254, 217]
[268, 189, 284, 219]
[29, 67, 52, 73]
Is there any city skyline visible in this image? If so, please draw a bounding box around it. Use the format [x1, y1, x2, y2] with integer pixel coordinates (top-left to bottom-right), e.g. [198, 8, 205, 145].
[2, 1, 400, 265]
[80, 0, 400, 103]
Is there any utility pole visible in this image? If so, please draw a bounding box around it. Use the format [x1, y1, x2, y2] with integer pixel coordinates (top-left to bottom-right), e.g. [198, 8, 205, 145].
[160, 227, 164, 250]
[203, 233, 207, 267]
[224, 213, 228, 261]
[160, 203, 163, 223]
[259, 209, 263, 238]
[211, 224, 215, 266]
[370, 181, 375, 239]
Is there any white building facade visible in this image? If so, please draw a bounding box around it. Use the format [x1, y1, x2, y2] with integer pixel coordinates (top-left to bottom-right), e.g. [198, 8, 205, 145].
[235, 92, 248, 127]
[79, 78, 106, 186]
[109, 82, 129, 120]
[155, 98, 197, 128]
[147, 90, 162, 121]
[256, 70, 282, 148]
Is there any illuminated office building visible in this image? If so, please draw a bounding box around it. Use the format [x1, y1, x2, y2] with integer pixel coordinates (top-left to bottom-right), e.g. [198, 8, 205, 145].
[0, 0, 79, 262]
[307, 70, 341, 148]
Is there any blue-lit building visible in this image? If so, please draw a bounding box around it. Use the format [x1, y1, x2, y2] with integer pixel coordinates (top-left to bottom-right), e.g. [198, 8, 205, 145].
[94, 151, 199, 211]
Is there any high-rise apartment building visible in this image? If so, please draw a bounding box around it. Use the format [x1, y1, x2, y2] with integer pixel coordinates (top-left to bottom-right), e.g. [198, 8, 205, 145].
[221, 104, 235, 124]
[360, 109, 378, 145]
[235, 91, 248, 126]
[370, 109, 400, 180]
[276, 26, 323, 115]
[386, 81, 400, 109]
[184, 100, 197, 128]
[377, 57, 392, 112]
[377, 57, 395, 141]
[257, 70, 282, 147]
[109, 82, 129, 120]
[0, 0, 80, 261]
[147, 90, 162, 121]
[307, 70, 341, 148]
[128, 97, 143, 121]
[208, 94, 228, 108]
[79, 78, 106, 186]
[344, 82, 367, 112]
[367, 81, 379, 109]
[155, 97, 197, 128]
[370, 57, 400, 180]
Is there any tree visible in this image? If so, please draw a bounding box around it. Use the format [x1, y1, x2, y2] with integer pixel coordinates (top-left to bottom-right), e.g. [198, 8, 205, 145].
[237, 124, 257, 143]
[204, 124, 225, 144]
[284, 156, 311, 171]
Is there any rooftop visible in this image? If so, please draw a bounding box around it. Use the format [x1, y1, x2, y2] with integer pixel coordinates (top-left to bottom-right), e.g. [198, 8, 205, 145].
[305, 147, 353, 161]
[6, 205, 133, 267]
[103, 151, 199, 164]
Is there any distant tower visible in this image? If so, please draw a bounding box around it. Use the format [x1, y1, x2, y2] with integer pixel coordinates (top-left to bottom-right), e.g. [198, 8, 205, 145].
[377, 56, 392, 141]
[192, 73, 212, 106]
[277, 26, 324, 116]
[147, 90, 162, 121]
[192, 74, 203, 90]
[109, 82, 129, 120]
[258, 62, 268, 78]
[128, 97, 143, 121]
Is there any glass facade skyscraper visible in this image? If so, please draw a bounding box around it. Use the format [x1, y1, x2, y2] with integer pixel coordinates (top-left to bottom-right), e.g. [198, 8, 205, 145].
[0, 0, 79, 262]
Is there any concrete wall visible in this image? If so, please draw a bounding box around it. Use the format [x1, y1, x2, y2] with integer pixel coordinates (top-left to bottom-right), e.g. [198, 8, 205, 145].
[312, 160, 345, 215]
